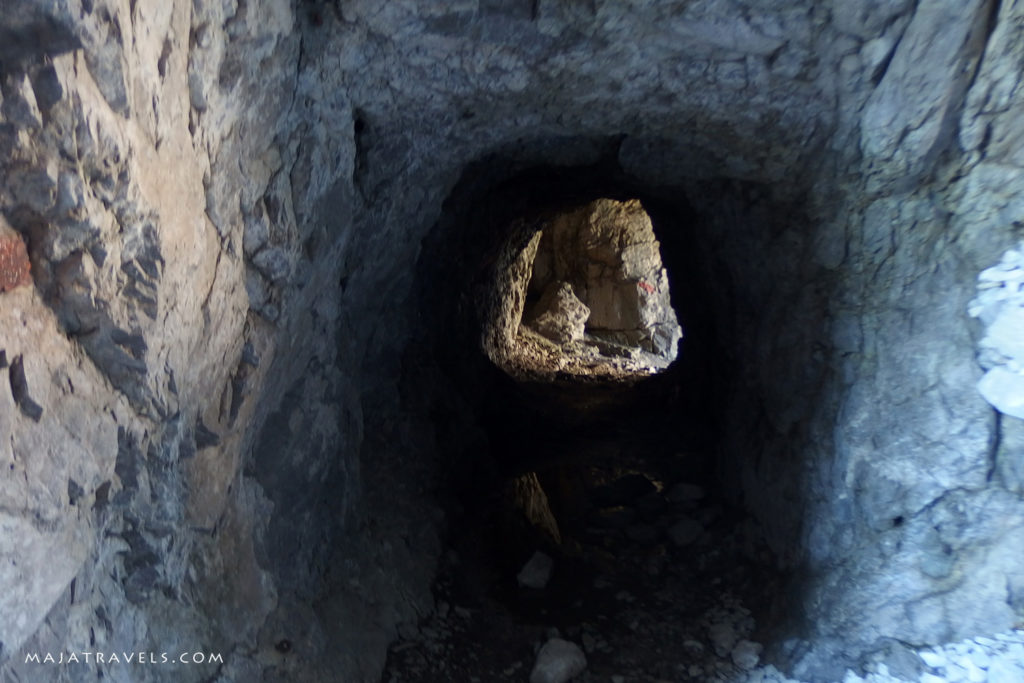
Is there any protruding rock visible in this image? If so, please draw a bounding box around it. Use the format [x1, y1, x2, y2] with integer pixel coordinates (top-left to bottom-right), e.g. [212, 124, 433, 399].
[517, 551, 553, 589]
[530, 281, 590, 344]
[731, 639, 762, 670]
[527, 199, 681, 358]
[509, 471, 562, 545]
[708, 621, 736, 657]
[529, 638, 587, 683]
[978, 367, 1024, 419]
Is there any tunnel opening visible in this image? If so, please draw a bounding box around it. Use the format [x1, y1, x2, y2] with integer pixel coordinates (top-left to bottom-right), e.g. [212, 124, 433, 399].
[483, 196, 683, 381]
[384, 146, 817, 680]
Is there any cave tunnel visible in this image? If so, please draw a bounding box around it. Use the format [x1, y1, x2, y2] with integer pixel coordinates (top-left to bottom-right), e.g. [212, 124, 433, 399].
[377, 150, 818, 681]
[3, 3, 1024, 683]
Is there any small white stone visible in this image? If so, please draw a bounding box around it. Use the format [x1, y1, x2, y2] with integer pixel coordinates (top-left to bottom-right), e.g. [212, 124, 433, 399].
[965, 660, 986, 683]
[920, 650, 947, 668]
[980, 266, 1013, 282]
[968, 647, 992, 669]
[987, 659, 1024, 683]
[920, 674, 948, 683]
[977, 366, 1024, 419]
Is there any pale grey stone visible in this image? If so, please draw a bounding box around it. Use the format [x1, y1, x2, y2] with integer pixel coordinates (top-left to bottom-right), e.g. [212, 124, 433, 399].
[530, 281, 590, 345]
[529, 638, 586, 683]
[732, 640, 763, 670]
[988, 659, 1024, 683]
[709, 622, 737, 657]
[252, 246, 291, 284]
[919, 650, 946, 668]
[516, 551, 553, 590]
[861, 1, 990, 188]
[978, 368, 1024, 419]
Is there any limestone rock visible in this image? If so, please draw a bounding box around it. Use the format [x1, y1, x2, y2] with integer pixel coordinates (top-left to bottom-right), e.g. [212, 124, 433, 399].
[528, 199, 681, 358]
[517, 551, 554, 589]
[979, 368, 1024, 420]
[529, 638, 587, 683]
[972, 244, 1024, 418]
[732, 639, 763, 670]
[2, 0, 1024, 681]
[995, 416, 1024, 494]
[709, 622, 737, 657]
[530, 281, 590, 345]
[508, 472, 563, 546]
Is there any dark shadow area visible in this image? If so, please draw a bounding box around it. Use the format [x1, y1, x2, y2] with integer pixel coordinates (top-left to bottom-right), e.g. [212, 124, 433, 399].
[387, 143, 810, 679]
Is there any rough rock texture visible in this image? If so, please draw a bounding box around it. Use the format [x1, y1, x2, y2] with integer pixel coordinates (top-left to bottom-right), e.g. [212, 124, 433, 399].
[972, 243, 1024, 418]
[527, 198, 682, 357]
[530, 280, 590, 344]
[0, 0, 1023, 682]
[530, 637, 588, 683]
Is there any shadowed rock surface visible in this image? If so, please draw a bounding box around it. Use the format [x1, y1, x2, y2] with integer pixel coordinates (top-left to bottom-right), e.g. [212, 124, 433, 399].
[0, 1, 1023, 682]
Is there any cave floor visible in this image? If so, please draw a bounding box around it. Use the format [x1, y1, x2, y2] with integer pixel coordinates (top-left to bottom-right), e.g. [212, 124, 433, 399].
[500, 325, 673, 382]
[381, 436, 787, 683]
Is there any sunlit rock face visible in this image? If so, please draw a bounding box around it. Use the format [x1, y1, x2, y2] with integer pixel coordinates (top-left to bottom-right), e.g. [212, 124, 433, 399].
[0, 0, 1023, 681]
[485, 198, 682, 380]
[526, 199, 681, 359]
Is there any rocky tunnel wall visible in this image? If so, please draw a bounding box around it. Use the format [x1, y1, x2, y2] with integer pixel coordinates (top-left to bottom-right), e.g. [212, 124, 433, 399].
[0, 1, 1023, 682]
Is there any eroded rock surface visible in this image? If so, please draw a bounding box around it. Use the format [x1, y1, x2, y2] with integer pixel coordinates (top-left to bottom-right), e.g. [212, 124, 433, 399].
[528, 198, 682, 358]
[0, 0, 1023, 682]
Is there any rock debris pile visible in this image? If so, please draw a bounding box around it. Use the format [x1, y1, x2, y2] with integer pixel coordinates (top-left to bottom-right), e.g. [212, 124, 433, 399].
[381, 432, 792, 683]
[971, 243, 1024, 419]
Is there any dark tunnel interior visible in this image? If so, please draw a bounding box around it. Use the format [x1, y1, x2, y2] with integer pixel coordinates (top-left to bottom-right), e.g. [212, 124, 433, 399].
[382, 146, 802, 680]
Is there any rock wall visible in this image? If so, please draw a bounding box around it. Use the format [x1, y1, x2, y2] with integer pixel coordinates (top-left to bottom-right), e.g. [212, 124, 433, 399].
[0, 0, 1022, 681]
[0, 0, 358, 680]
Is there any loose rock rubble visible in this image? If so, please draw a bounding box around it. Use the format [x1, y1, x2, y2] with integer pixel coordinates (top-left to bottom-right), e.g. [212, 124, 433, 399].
[843, 631, 1024, 683]
[382, 427, 1024, 683]
[382, 435, 791, 683]
[971, 243, 1024, 419]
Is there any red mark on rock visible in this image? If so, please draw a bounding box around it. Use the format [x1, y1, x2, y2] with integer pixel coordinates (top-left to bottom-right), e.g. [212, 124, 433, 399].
[0, 228, 32, 292]
[637, 280, 656, 294]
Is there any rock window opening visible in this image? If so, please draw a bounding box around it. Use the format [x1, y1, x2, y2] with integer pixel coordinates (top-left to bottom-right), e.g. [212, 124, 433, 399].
[485, 197, 682, 381]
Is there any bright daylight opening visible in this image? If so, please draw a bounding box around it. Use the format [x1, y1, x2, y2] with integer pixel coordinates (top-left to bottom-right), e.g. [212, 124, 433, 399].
[486, 198, 682, 381]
